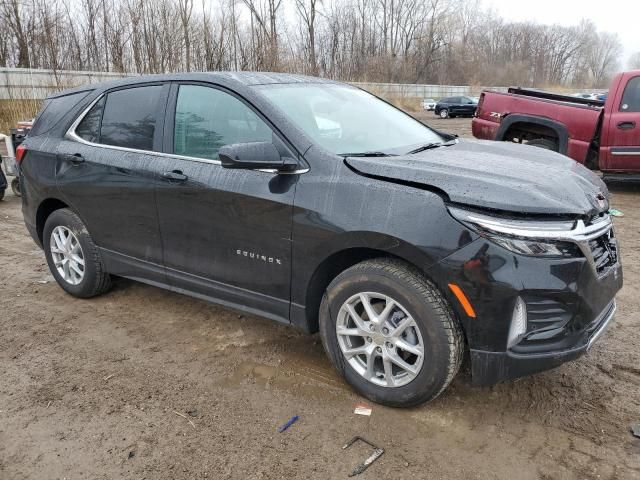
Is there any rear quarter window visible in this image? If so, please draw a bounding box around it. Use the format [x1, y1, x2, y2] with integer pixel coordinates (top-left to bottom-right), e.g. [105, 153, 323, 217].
[75, 96, 106, 143]
[30, 91, 92, 137]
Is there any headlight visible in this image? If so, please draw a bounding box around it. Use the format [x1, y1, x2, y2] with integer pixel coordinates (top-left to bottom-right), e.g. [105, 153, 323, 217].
[487, 236, 578, 257]
[448, 206, 581, 257]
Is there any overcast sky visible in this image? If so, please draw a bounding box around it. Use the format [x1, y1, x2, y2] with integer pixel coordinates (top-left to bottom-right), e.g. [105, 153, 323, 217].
[483, 0, 639, 67]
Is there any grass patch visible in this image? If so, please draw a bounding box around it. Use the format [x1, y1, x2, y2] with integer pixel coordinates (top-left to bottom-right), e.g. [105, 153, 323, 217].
[387, 96, 421, 112]
[0, 99, 41, 134]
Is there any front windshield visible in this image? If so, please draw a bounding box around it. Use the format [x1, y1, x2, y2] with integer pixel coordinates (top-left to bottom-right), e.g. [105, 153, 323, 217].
[257, 83, 444, 155]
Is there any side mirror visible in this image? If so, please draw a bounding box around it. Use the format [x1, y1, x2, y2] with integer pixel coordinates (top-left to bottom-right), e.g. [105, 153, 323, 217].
[219, 142, 296, 171]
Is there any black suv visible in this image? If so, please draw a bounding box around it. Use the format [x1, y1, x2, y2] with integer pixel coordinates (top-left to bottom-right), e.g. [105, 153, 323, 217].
[19, 73, 622, 407]
[435, 96, 478, 118]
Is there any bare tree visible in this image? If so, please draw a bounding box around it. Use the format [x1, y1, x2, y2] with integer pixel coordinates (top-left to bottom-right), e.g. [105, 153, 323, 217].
[2, 0, 31, 67]
[295, 0, 320, 75]
[586, 31, 622, 87]
[629, 52, 640, 70]
[177, 0, 194, 70]
[0, 0, 626, 89]
[242, 0, 283, 69]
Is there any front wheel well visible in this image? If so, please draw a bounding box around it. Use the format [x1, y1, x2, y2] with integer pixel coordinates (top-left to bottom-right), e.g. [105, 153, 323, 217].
[304, 248, 414, 333]
[36, 198, 70, 245]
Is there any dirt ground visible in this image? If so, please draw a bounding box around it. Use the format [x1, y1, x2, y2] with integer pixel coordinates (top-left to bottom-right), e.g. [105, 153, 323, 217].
[1, 117, 639, 480]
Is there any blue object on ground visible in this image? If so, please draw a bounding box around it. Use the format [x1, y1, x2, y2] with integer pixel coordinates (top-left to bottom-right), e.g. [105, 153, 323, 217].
[278, 415, 299, 433]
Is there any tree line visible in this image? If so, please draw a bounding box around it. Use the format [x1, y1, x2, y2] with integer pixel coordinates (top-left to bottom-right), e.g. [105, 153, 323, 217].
[0, 0, 628, 88]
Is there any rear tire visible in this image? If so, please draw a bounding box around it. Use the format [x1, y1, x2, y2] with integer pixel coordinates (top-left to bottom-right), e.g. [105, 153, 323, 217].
[319, 258, 464, 407]
[43, 208, 111, 298]
[11, 178, 21, 196]
[525, 138, 558, 151]
[0, 189, 4, 201]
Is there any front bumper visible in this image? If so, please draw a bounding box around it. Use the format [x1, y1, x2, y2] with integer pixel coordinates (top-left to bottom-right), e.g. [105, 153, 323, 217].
[469, 299, 616, 385]
[427, 233, 623, 386]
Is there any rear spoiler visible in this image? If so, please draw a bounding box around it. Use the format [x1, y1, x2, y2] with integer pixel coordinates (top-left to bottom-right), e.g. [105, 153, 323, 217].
[506, 87, 605, 107]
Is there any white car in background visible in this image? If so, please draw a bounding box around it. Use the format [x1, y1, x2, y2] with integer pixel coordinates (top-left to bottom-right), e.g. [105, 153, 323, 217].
[422, 98, 437, 110]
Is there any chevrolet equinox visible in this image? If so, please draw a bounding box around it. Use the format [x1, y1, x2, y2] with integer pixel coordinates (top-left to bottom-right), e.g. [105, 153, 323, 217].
[18, 73, 622, 407]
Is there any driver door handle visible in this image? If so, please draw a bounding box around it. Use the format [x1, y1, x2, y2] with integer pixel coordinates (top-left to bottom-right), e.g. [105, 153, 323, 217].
[162, 170, 188, 182]
[617, 121, 636, 130]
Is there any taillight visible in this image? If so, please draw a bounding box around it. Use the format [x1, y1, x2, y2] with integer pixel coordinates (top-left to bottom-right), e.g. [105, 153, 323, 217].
[16, 144, 27, 163]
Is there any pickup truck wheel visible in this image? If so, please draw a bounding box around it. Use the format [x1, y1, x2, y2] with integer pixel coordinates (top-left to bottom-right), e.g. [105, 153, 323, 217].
[439, 109, 449, 119]
[43, 208, 111, 298]
[319, 258, 463, 407]
[525, 138, 558, 151]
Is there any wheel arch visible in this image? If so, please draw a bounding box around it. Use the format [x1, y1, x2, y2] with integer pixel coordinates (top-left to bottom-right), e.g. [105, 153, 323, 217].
[496, 114, 569, 154]
[36, 198, 71, 246]
[295, 233, 439, 334]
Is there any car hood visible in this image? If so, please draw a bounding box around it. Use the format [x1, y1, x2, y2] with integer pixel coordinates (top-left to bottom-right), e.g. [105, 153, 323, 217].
[345, 140, 609, 217]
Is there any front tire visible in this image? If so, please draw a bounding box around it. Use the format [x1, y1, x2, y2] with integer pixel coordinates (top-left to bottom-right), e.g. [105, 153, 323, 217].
[439, 109, 449, 119]
[43, 208, 111, 298]
[319, 259, 463, 407]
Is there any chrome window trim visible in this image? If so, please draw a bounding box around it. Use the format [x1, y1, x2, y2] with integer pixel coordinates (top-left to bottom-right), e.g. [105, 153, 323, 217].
[65, 93, 309, 175]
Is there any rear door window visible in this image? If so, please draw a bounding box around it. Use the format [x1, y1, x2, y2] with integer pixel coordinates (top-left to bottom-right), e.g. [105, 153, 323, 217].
[30, 91, 91, 137]
[173, 84, 273, 160]
[620, 77, 640, 112]
[100, 85, 163, 151]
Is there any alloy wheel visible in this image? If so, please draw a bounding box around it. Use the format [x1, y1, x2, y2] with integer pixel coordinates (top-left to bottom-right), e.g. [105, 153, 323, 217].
[336, 292, 425, 388]
[50, 226, 85, 285]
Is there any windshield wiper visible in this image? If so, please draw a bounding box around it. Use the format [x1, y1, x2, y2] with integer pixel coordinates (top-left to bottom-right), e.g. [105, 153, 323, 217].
[407, 139, 457, 155]
[339, 151, 398, 157]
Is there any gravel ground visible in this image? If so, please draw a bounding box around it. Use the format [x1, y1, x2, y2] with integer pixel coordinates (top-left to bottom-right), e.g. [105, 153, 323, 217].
[413, 113, 474, 138]
[1, 117, 639, 479]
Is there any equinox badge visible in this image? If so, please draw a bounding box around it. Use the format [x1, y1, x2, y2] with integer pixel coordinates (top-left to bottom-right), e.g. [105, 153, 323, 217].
[236, 249, 282, 265]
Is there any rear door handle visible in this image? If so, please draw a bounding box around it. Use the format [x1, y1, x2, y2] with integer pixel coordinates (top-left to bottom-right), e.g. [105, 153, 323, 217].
[162, 170, 188, 182]
[58, 153, 85, 165]
[617, 121, 636, 130]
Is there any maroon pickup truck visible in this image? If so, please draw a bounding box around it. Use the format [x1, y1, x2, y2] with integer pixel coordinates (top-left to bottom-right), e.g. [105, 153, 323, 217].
[472, 70, 640, 176]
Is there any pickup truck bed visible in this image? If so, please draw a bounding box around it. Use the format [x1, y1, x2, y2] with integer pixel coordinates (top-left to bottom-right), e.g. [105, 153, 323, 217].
[472, 71, 640, 174]
[472, 88, 604, 165]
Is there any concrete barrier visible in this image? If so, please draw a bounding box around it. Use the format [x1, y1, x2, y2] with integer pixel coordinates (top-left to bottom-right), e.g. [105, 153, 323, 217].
[0, 67, 508, 100]
[0, 68, 131, 99]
